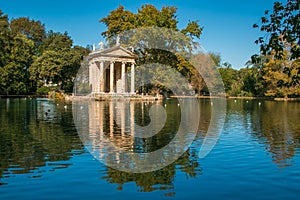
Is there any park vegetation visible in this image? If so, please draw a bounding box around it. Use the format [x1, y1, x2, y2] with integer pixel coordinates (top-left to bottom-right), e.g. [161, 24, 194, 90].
[0, 0, 299, 98]
[0, 12, 89, 95]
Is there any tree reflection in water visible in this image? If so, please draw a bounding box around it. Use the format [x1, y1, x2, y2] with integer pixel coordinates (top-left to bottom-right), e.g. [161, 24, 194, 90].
[1, 98, 299, 193]
[74, 99, 210, 192]
[227, 99, 300, 168]
[0, 98, 84, 180]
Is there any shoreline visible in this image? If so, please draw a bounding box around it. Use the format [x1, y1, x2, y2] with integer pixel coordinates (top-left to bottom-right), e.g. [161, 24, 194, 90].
[1, 94, 300, 102]
[0, 94, 47, 99]
[227, 96, 300, 101]
[172, 96, 300, 101]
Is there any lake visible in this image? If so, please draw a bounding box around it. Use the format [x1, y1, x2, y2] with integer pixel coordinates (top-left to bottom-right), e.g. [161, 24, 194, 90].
[0, 98, 299, 200]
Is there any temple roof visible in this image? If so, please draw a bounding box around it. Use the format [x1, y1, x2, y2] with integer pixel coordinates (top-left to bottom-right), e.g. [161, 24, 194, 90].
[88, 45, 136, 60]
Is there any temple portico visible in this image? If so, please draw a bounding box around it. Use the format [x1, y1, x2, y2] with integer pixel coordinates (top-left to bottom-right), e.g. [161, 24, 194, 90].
[88, 46, 136, 95]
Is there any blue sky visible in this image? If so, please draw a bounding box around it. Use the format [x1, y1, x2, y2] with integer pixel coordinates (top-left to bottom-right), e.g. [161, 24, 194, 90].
[0, 0, 282, 69]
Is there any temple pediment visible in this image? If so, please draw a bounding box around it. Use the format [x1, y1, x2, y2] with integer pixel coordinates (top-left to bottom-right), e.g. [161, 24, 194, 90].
[89, 46, 136, 59]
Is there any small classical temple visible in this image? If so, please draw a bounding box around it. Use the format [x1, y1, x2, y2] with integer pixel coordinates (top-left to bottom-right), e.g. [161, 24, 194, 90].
[88, 44, 136, 95]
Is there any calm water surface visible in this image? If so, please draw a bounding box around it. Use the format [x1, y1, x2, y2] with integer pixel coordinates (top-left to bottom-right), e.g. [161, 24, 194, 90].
[0, 98, 299, 200]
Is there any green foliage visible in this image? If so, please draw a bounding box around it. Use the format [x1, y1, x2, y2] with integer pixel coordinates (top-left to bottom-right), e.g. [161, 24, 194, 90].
[0, 10, 10, 67]
[218, 66, 265, 97]
[218, 67, 236, 94]
[253, 0, 299, 60]
[29, 44, 88, 93]
[181, 20, 202, 39]
[0, 10, 88, 95]
[100, 5, 185, 38]
[100, 5, 204, 95]
[0, 26, 35, 94]
[0, 62, 27, 94]
[251, 0, 300, 98]
[39, 31, 73, 52]
[209, 52, 222, 67]
[30, 50, 65, 84]
[10, 33, 35, 65]
[262, 53, 300, 97]
[1, 1, 299, 97]
[100, 5, 136, 38]
[36, 86, 50, 95]
[10, 17, 46, 47]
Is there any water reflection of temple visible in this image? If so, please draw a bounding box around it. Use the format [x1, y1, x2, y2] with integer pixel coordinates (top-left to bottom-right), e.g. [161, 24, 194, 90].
[88, 100, 166, 159]
[85, 100, 202, 193]
[87, 99, 214, 160]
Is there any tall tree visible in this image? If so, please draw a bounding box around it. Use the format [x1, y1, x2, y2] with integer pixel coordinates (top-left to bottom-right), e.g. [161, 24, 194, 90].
[252, 0, 300, 97]
[29, 31, 89, 93]
[0, 34, 35, 94]
[0, 10, 10, 67]
[262, 51, 300, 97]
[10, 17, 46, 48]
[100, 5, 205, 94]
[40, 30, 73, 52]
[0, 11, 87, 95]
[253, 0, 299, 60]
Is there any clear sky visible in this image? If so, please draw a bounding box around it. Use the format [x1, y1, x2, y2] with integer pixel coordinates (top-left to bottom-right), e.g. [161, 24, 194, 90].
[0, 0, 283, 69]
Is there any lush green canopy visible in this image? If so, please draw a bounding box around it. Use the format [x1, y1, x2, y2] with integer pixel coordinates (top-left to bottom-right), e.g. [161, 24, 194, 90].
[250, 0, 300, 98]
[100, 5, 208, 95]
[0, 1, 299, 97]
[0, 11, 88, 95]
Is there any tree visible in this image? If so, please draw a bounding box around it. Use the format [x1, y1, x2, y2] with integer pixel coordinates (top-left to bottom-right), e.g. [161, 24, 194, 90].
[0, 31, 35, 94]
[0, 62, 28, 94]
[40, 31, 73, 52]
[0, 10, 10, 67]
[209, 52, 222, 67]
[10, 17, 46, 48]
[100, 5, 205, 94]
[253, 0, 299, 60]
[29, 31, 89, 93]
[100, 5, 202, 48]
[262, 52, 300, 97]
[100, 5, 136, 39]
[60, 46, 89, 92]
[218, 67, 237, 95]
[0, 11, 87, 95]
[251, 0, 300, 97]
[241, 69, 260, 96]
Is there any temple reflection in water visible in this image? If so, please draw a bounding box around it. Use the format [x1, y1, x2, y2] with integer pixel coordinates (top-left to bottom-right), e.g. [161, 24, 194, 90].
[1, 98, 300, 195]
[88, 101, 137, 156]
[73, 99, 201, 172]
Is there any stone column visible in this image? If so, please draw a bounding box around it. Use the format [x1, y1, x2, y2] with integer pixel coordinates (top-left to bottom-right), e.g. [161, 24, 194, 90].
[110, 61, 114, 93]
[95, 62, 100, 93]
[99, 61, 104, 93]
[89, 62, 93, 93]
[90, 61, 98, 93]
[130, 63, 135, 94]
[121, 62, 126, 93]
